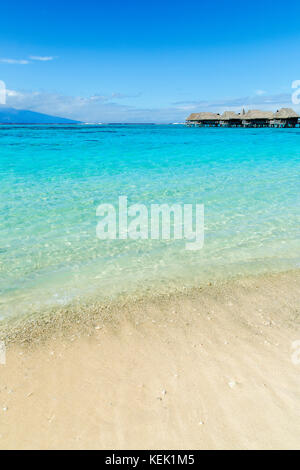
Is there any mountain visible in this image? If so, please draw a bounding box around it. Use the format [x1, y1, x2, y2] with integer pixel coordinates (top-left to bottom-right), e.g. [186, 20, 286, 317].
[0, 107, 79, 124]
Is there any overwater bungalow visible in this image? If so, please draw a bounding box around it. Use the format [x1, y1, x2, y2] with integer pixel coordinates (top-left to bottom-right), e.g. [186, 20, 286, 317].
[219, 111, 242, 127]
[186, 108, 299, 128]
[271, 108, 299, 128]
[241, 110, 274, 127]
[186, 112, 221, 126]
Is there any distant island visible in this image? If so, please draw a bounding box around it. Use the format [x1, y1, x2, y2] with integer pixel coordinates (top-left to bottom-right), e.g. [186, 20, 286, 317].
[0, 107, 79, 124]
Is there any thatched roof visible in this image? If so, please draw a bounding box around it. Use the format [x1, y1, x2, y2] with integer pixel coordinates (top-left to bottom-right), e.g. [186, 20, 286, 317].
[186, 113, 199, 121]
[243, 110, 274, 120]
[186, 112, 220, 121]
[220, 111, 241, 121]
[274, 108, 299, 119]
[187, 108, 299, 123]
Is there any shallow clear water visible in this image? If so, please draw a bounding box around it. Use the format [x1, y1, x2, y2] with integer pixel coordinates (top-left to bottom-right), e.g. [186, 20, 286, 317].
[1, 124, 299, 319]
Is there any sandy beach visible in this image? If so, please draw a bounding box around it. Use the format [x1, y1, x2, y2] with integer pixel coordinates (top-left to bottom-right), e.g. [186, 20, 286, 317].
[0, 270, 299, 450]
[2, 0, 300, 453]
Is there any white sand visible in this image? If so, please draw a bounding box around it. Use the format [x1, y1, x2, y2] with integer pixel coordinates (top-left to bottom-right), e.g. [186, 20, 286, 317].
[0, 271, 299, 449]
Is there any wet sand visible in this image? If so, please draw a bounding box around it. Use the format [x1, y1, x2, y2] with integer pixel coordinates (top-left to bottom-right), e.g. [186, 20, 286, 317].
[0, 270, 299, 449]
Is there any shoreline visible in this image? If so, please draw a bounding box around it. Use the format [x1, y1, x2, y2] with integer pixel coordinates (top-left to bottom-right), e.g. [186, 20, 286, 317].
[0, 269, 299, 449]
[1, 268, 299, 347]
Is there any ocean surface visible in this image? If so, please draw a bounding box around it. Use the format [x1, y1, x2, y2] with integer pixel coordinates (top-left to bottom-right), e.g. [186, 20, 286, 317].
[1, 124, 299, 320]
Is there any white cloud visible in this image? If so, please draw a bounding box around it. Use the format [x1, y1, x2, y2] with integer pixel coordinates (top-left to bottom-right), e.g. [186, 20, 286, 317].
[6, 89, 23, 97]
[4, 89, 183, 122]
[175, 105, 198, 111]
[172, 92, 295, 114]
[4, 88, 299, 123]
[29, 56, 54, 61]
[0, 56, 55, 65]
[255, 89, 266, 96]
[0, 58, 29, 65]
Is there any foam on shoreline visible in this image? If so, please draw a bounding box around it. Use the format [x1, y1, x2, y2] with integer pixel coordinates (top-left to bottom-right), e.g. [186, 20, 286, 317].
[1, 269, 299, 347]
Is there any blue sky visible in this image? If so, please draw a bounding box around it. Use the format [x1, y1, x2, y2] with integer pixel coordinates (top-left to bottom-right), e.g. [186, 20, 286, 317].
[1, 0, 300, 122]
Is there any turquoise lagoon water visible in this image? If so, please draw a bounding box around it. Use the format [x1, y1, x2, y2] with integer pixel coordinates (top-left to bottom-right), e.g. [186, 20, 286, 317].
[0, 124, 299, 319]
